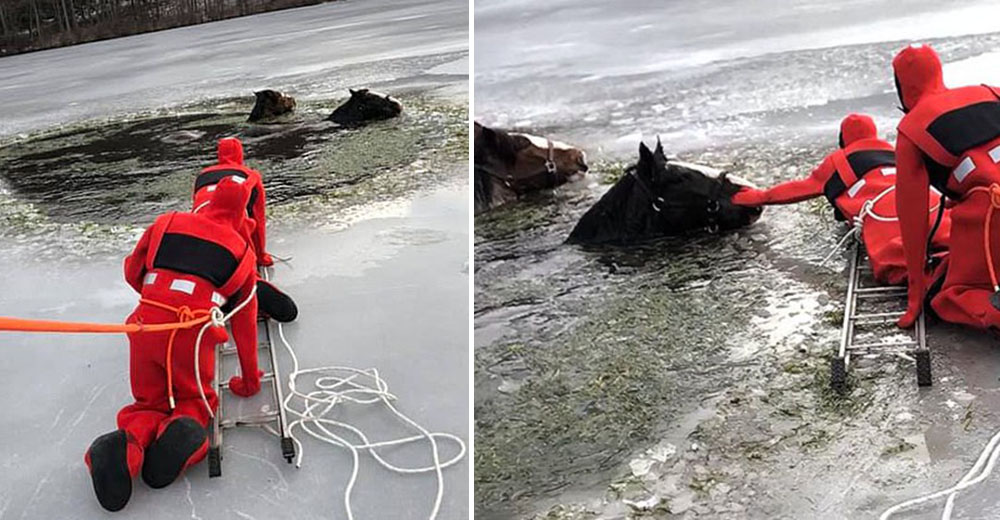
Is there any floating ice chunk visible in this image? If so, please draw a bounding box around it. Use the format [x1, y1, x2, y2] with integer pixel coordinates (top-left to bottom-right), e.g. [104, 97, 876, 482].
[952, 389, 976, 403]
[650, 442, 676, 463]
[623, 495, 660, 511]
[630, 457, 656, 477]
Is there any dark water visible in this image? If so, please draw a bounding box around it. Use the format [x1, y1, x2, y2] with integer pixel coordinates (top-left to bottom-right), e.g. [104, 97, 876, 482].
[0, 94, 467, 265]
[473, 140, 853, 517]
[0, 95, 465, 225]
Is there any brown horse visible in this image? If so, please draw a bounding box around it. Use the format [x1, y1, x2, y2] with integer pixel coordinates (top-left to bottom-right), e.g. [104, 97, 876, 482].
[248, 90, 296, 122]
[474, 122, 589, 213]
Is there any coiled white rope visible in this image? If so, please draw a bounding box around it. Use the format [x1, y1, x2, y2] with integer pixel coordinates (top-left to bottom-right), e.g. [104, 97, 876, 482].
[845, 184, 1000, 519]
[880, 428, 1000, 519]
[263, 268, 466, 520]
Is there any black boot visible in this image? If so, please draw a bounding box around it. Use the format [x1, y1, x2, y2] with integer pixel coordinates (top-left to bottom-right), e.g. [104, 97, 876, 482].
[87, 430, 132, 512]
[141, 418, 207, 489]
[256, 279, 298, 322]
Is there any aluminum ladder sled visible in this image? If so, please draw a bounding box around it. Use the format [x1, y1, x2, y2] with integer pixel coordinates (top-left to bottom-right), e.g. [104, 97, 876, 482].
[830, 243, 931, 393]
[208, 275, 296, 477]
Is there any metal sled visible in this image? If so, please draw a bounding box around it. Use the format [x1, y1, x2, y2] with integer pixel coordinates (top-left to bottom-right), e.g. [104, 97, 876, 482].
[830, 242, 931, 393]
[208, 269, 295, 477]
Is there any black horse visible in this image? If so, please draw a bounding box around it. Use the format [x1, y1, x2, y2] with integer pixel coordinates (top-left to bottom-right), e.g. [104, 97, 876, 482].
[567, 140, 762, 244]
[328, 89, 403, 126]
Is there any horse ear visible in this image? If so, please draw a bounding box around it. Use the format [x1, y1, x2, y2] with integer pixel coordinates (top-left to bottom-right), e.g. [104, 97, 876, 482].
[655, 136, 664, 157]
[639, 141, 653, 163]
[349, 88, 358, 96]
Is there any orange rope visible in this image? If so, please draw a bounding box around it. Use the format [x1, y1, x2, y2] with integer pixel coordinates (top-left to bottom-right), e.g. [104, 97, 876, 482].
[0, 297, 216, 410]
[139, 299, 214, 409]
[967, 184, 1000, 290]
[0, 315, 209, 333]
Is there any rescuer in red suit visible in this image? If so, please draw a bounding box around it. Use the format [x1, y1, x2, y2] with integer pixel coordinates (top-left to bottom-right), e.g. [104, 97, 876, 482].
[732, 113, 951, 285]
[893, 44, 1000, 330]
[193, 137, 298, 323]
[193, 137, 272, 266]
[85, 178, 263, 512]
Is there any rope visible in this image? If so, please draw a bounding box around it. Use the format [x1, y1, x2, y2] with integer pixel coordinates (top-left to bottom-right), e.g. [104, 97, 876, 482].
[263, 267, 466, 520]
[193, 285, 256, 418]
[818, 185, 942, 267]
[0, 313, 210, 334]
[880, 428, 1000, 520]
[967, 184, 1000, 292]
[880, 183, 1000, 520]
[138, 298, 213, 410]
[819, 227, 860, 267]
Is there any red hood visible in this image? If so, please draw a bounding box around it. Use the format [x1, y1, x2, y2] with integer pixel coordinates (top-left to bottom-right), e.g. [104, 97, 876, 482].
[839, 113, 877, 147]
[203, 177, 250, 230]
[217, 137, 245, 165]
[892, 44, 945, 112]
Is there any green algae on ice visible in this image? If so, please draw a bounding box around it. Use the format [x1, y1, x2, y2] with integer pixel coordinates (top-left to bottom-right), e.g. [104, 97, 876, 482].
[0, 95, 467, 260]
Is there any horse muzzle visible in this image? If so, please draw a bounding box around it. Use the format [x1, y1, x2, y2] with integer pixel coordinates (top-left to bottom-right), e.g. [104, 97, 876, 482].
[745, 204, 764, 224]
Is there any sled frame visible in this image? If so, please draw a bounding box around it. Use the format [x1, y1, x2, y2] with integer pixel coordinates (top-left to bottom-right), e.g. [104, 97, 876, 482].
[208, 267, 295, 477]
[830, 242, 931, 393]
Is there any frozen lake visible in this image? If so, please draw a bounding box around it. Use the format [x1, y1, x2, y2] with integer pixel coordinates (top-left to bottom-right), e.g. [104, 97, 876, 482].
[0, 0, 469, 138]
[0, 184, 470, 520]
[475, 0, 1000, 156]
[0, 0, 470, 518]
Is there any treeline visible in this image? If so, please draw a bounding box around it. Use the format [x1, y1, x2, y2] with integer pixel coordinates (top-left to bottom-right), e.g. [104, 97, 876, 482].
[0, 0, 332, 56]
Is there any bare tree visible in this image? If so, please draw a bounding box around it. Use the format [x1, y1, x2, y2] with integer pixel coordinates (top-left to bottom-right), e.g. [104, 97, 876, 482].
[0, 4, 9, 38]
[1, 0, 333, 56]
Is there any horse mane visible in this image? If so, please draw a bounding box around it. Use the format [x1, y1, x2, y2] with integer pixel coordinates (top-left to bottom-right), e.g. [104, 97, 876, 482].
[475, 125, 522, 168]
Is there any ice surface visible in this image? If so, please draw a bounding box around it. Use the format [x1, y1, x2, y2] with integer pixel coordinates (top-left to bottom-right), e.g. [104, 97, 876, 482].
[475, 0, 1000, 157]
[0, 0, 469, 138]
[0, 0, 469, 517]
[0, 187, 469, 519]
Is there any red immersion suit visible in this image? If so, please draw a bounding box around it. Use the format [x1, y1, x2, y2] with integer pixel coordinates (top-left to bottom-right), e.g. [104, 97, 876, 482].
[85, 179, 262, 512]
[193, 137, 273, 266]
[732, 113, 951, 285]
[193, 137, 297, 323]
[894, 44, 1000, 329]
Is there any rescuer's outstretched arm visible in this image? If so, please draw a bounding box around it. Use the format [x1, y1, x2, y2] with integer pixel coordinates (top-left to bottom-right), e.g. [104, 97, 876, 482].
[731, 157, 833, 206]
[895, 135, 931, 328]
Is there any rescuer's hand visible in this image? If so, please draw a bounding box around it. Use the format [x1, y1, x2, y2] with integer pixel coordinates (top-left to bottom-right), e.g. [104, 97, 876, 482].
[229, 370, 263, 397]
[731, 187, 768, 206]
